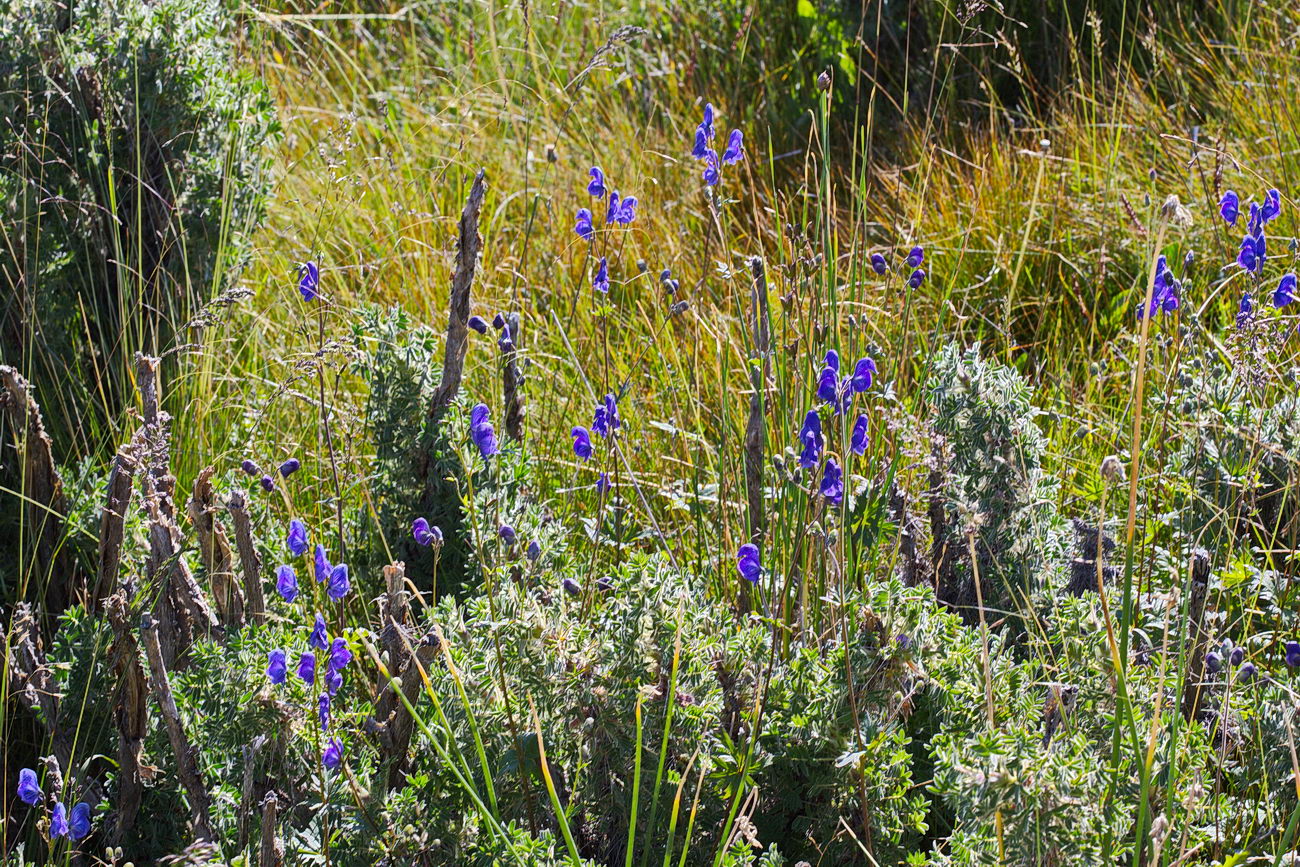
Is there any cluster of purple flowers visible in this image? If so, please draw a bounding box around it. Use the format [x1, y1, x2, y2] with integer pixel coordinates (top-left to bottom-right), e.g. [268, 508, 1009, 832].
[689, 103, 744, 187]
[575, 166, 638, 241]
[871, 246, 927, 289]
[268, 611, 353, 768]
[571, 393, 620, 492]
[241, 454, 301, 493]
[467, 312, 517, 352]
[14, 769, 92, 842]
[275, 520, 350, 603]
[1222, 187, 1296, 311]
[797, 349, 879, 509]
[1137, 255, 1181, 319]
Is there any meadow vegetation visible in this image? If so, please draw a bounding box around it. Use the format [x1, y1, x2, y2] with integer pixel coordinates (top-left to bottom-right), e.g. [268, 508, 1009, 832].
[5, 0, 1300, 864]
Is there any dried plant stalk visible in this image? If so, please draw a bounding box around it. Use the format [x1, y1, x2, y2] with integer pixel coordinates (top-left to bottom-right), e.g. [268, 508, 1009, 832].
[141, 612, 215, 841]
[5, 602, 73, 774]
[259, 792, 283, 867]
[502, 312, 526, 440]
[106, 592, 150, 843]
[429, 168, 488, 419]
[1180, 549, 1212, 721]
[743, 257, 770, 544]
[95, 446, 138, 607]
[189, 467, 244, 629]
[228, 490, 267, 624]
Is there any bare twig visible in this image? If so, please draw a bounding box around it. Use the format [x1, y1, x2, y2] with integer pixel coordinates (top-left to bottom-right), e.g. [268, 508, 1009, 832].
[140, 612, 215, 841]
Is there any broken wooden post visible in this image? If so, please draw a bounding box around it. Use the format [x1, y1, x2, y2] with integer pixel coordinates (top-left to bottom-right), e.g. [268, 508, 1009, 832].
[189, 467, 244, 629]
[94, 446, 138, 607]
[428, 169, 488, 420]
[1180, 548, 1212, 721]
[228, 490, 267, 625]
[105, 592, 149, 844]
[259, 792, 282, 867]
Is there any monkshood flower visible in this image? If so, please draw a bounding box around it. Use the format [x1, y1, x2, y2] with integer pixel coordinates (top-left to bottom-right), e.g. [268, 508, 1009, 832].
[1229, 646, 1245, 666]
[905, 246, 924, 268]
[17, 768, 40, 806]
[327, 564, 350, 601]
[298, 261, 320, 301]
[279, 458, 301, 477]
[328, 637, 352, 672]
[907, 268, 926, 289]
[870, 253, 887, 275]
[722, 129, 744, 165]
[1219, 190, 1239, 225]
[322, 738, 343, 770]
[1141, 259, 1180, 318]
[596, 472, 611, 494]
[798, 410, 823, 469]
[692, 127, 710, 160]
[825, 350, 840, 372]
[470, 403, 499, 457]
[592, 394, 620, 438]
[499, 525, 517, 544]
[699, 102, 715, 140]
[260, 475, 275, 492]
[1237, 293, 1253, 328]
[492, 313, 506, 330]
[593, 257, 610, 294]
[527, 540, 541, 561]
[241, 459, 259, 476]
[412, 518, 442, 546]
[325, 667, 343, 695]
[309, 614, 328, 651]
[737, 544, 761, 583]
[268, 649, 287, 684]
[1205, 650, 1222, 673]
[1239, 232, 1266, 273]
[562, 576, 582, 596]
[820, 457, 844, 505]
[275, 565, 298, 603]
[575, 208, 594, 240]
[572, 426, 594, 460]
[1237, 662, 1257, 683]
[816, 366, 839, 403]
[314, 545, 331, 583]
[1273, 273, 1298, 309]
[297, 651, 316, 684]
[51, 802, 69, 839]
[610, 193, 638, 224]
[69, 802, 91, 840]
[497, 323, 514, 353]
[1261, 188, 1282, 224]
[1286, 641, 1300, 668]
[851, 357, 877, 392]
[702, 151, 720, 187]
[318, 694, 331, 729]
[468, 315, 489, 334]
[288, 520, 308, 557]
[1248, 201, 1263, 236]
[851, 414, 869, 456]
[588, 166, 607, 198]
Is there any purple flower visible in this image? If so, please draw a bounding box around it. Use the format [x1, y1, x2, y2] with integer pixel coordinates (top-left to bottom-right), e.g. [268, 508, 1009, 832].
[588, 166, 607, 198]
[318, 693, 331, 729]
[907, 268, 926, 289]
[722, 129, 744, 165]
[1286, 641, 1300, 668]
[1219, 190, 1239, 225]
[571, 426, 594, 460]
[596, 472, 611, 494]
[325, 667, 343, 695]
[268, 649, 287, 684]
[592, 394, 620, 438]
[816, 366, 839, 403]
[298, 261, 320, 301]
[69, 802, 91, 840]
[241, 459, 259, 476]
[527, 540, 541, 561]
[309, 614, 328, 651]
[905, 246, 924, 268]
[322, 738, 343, 770]
[297, 651, 316, 685]
[851, 414, 869, 456]
[1230, 646, 1245, 666]
[328, 637, 352, 672]
[468, 315, 489, 334]
[593, 257, 610, 294]
[470, 403, 499, 458]
[492, 313, 506, 330]
[850, 357, 877, 392]
[17, 768, 40, 806]
[606, 191, 621, 224]
[314, 544, 331, 583]
[798, 410, 823, 469]
[412, 517, 442, 546]
[820, 457, 844, 505]
[1237, 662, 1257, 684]
[260, 475, 275, 492]
[575, 208, 594, 240]
[824, 349, 840, 372]
[497, 323, 514, 353]
[51, 802, 69, 838]
[737, 544, 761, 583]
[1273, 273, 1297, 309]
[870, 253, 887, 275]
[275, 565, 298, 603]
[702, 151, 720, 187]
[562, 576, 582, 596]
[288, 519, 309, 558]
[327, 564, 350, 601]
[613, 195, 638, 225]
[279, 458, 301, 477]
[1262, 188, 1282, 224]
[691, 127, 710, 160]
[499, 525, 517, 544]
[700, 103, 715, 139]
[1206, 650, 1222, 673]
